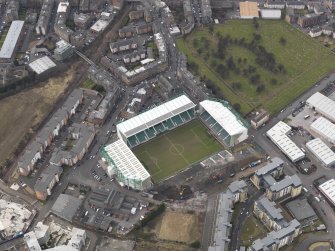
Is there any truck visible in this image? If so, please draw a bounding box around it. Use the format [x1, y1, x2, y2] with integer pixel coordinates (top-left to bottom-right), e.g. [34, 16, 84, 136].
[249, 160, 262, 168]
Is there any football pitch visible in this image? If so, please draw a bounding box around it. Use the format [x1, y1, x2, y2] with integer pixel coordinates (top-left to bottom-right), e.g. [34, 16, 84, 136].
[132, 120, 222, 183]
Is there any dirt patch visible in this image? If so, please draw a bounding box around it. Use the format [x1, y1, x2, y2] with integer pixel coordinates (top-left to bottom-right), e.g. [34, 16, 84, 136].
[158, 211, 200, 243]
[135, 240, 197, 251]
[0, 62, 81, 175]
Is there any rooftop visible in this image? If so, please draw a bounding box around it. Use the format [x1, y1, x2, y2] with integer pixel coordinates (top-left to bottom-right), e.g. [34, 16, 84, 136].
[306, 138, 335, 166]
[0, 20, 24, 59]
[318, 179, 335, 206]
[306, 92, 335, 123]
[255, 157, 284, 176]
[29, 56, 56, 75]
[51, 194, 82, 222]
[34, 165, 63, 192]
[239, 2, 259, 18]
[310, 116, 335, 143]
[286, 198, 317, 222]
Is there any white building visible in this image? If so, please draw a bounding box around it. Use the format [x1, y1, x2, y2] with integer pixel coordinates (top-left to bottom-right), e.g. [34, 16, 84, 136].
[90, 19, 109, 33]
[306, 138, 335, 167]
[266, 121, 305, 162]
[306, 92, 335, 123]
[260, 9, 282, 19]
[310, 116, 335, 144]
[0, 20, 24, 62]
[318, 179, 335, 206]
[29, 56, 56, 75]
[309, 28, 322, 37]
[199, 100, 248, 147]
[101, 139, 152, 190]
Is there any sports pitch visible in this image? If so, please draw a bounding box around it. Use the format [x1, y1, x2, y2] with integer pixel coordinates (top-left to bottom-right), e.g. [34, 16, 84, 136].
[132, 120, 222, 182]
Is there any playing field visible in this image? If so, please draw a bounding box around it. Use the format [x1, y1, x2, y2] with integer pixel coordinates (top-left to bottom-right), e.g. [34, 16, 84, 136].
[177, 20, 335, 115]
[133, 120, 222, 182]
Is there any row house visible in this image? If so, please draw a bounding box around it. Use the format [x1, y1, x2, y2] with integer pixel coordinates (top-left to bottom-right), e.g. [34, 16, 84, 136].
[110, 39, 138, 54]
[34, 165, 63, 200]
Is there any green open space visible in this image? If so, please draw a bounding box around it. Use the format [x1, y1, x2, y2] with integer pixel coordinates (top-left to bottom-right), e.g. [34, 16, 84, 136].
[177, 20, 335, 115]
[133, 120, 222, 182]
[240, 215, 268, 246]
[81, 78, 96, 89]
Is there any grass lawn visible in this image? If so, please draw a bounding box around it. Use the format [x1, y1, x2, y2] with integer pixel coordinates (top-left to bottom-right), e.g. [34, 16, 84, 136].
[133, 120, 222, 182]
[81, 78, 96, 89]
[177, 20, 335, 115]
[240, 215, 267, 246]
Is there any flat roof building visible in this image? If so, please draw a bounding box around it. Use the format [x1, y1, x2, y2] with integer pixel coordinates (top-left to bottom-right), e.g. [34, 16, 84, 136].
[240, 2, 259, 19]
[260, 9, 282, 19]
[306, 92, 335, 123]
[101, 139, 152, 190]
[318, 179, 335, 206]
[306, 138, 335, 167]
[310, 116, 335, 144]
[266, 121, 305, 162]
[29, 56, 56, 74]
[0, 20, 24, 62]
[51, 194, 82, 222]
[286, 198, 317, 226]
[199, 100, 248, 147]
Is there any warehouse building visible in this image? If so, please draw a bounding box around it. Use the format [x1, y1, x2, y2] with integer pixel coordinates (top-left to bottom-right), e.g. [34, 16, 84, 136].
[0, 20, 25, 63]
[28, 56, 56, 75]
[199, 100, 248, 147]
[266, 121, 305, 162]
[239, 1, 259, 19]
[306, 138, 335, 167]
[116, 95, 196, 148]
[306, 92, 335, 123]
[101, 139, 152, 190]
[260, 9, 282, 19]
[318, 179, 335, 207]
[310, 116, 335, 144]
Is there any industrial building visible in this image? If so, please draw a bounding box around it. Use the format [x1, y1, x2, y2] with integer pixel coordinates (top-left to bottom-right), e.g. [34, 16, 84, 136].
[239, 2, 259, 19]
[0, 20, 25, 63]
[116, 95, 196, 147]
[318, 179, 335, 207]
[306, 92, 335, 123]
[199, 100, 248, 147]
[260, 9, 282, 19]
[28, 56, 57, 75]
[310, 116, 335, 144]
[266, 121, 305, 162]
[51, 194, 83, 222]
[306, 138, 335, 167]
[101, 139, 152, 190]
[286, 198, 318, 227]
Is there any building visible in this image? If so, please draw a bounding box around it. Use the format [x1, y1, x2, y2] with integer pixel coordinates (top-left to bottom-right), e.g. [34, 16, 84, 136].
[136, 23, 153, 35]
[266, 121, 305, 162]
[200, 0, 212, 23]
[250, 109, 270, 129]
[101, 139, 152, 190]
[286, 1, 305, 9]
[119, 26, 135, 38]
[34, 165, 63, 201]
[36, 0, 54, 35]
[54, 40, 74, 61]
[260, 9, 281, 19]
[318, 179, 335, 206]
[298, 13, 327, 28]
[116, 95, 196, 147]
[51, 194, 82, 222]
[248, 219, 301, 251]
[0, 20, 25, 63]
[264, 1, 285, 9]
[208, 193, 234, 251]
[286, 198, 318, 227]
[306, 92, 335, 123]
[327, 0, 335, 10]
[254, 196, 287, 231]
[199, 100, 248, 147]
[28, 56, 57, 75]
[309, 27, 322, 37]
[129, 9, 144, 20]
[74, 13, 92, 29]
[239, 2, 259, 19]
[227, 180, 248, 203]
[111, 0, 124, 10]
[110, 39, 138, 53]
[33, 222, 50, 245]
[123, 49, 146, 64]
[90, 18, 110, 33]
[306, 138, 335, 167]
[54, 24, 74, 42]
[18, 142, 43, 176]
[323, 25, 334, 36]
[314, 3, 326, 14]
[310, 116, 335, 144]
[4, 0, 19, 22]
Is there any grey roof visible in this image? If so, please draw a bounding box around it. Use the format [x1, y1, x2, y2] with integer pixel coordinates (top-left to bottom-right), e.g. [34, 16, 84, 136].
[88, 188, 124, 209]
[0, 20, 24, 59]
[208, 192, 234, 251]
[255, 157, 284, 176]
[34, 165, 63, 192]
[228, 180, 247, 194]
[252, 109, 269, 123]
[110, 38, 137, 49]
[18, 142, 42, 168]
[62, 89, 83, 112]
[286, 1, 305, 6]
[51, 194, 82, 222]
[286, 198, 317, 222]
[256, 196, 286, 226]
[250, 219, 300, 251]
[269, 174, 301, 192]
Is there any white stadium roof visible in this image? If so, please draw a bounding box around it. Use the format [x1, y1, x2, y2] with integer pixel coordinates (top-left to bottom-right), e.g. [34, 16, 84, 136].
[310, 116, 335, 144]
[0, 20, 24, 59]
[117, 95, 195, 138]
[199, 100, 247, 136]
[266, 121, 305, 162]
[319, 179, 335, 206]
[306, 138, 335, 166]
[260, 9, 282, 19]
[104, 139, 150, 181]
[306, 92, 335, 123]
[29, 56, 56, 74]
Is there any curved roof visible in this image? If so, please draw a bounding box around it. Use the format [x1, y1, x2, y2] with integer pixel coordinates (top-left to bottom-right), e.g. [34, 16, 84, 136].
[117, 95, 195, 138]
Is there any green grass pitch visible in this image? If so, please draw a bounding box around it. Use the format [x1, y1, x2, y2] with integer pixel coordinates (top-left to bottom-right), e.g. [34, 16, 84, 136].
[177, 20, 335, 115]
[132, 120, 222, 183]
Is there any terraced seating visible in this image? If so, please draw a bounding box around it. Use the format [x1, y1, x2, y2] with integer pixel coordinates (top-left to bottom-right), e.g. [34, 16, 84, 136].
[135, 131, 147, 143]
[200, 111, 211, 121]
[145, 127, 156, 138]
[128, 136, 138, 147]
[172, 115, 183, 126]
[163, 119, 174, 129]
[180, 111, 191, 122]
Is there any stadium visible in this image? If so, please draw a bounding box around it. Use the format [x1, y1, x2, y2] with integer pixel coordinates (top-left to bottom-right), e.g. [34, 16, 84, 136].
[101, 95, 249, 190]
